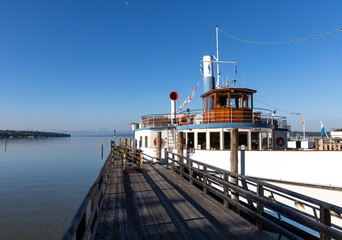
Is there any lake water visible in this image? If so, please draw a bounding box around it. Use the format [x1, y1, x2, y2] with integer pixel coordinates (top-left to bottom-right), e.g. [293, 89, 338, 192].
[0, 135, 129, 240]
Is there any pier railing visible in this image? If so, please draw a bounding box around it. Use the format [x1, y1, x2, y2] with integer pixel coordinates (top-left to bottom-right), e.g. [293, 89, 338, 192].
[140, 108, 287, 129]
[61, 141, 122, 240]
[166, 151, 342, 240]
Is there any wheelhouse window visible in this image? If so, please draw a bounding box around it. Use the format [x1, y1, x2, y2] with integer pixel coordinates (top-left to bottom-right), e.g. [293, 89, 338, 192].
[210, 132, 220, 150]
[243, 94, 251, 108]
[210, 95, 215, 109]
[224, 132, 230, 150]
[145, 136, 148, 148]
[216, 94, 228, 109]
[230, 94, 242, 108]
[197, 132, 206, 150]
[187, 132, 194, 148]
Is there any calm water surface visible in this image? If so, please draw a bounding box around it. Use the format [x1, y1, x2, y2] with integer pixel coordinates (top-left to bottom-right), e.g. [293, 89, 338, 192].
[0, 136, 126, 240]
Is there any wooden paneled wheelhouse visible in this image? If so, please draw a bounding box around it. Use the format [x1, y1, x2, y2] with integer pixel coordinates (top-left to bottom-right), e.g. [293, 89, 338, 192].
[201, 88, 256, 123]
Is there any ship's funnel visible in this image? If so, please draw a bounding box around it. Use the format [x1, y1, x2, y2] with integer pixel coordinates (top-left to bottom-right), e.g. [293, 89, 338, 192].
[203, 55, 215, 93]
[170, 91, 178, 121]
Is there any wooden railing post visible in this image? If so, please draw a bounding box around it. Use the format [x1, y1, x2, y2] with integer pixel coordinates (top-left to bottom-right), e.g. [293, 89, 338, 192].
[76, 212, 86, 240]
[320, 207, 331, 240]
[170, 153, 175, 171]
[203, 166, 207, 194]
[140, 151, 143, 169]
[257, 183, 264, 231]
[110, 141, 114, 161]
[156, 132, 162, 163]
[177, 132, 184, 176]
[91, 185, 98, 211]
[123, 153, 126, 170]
[223, 172, 228, 208]
[189, 160, 193, 185]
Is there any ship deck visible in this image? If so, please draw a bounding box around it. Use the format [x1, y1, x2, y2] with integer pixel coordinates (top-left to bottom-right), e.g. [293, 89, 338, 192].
[94, 160, 271, 240]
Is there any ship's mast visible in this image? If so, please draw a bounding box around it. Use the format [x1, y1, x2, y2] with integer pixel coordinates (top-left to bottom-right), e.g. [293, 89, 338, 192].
[216, 26, 220, 88]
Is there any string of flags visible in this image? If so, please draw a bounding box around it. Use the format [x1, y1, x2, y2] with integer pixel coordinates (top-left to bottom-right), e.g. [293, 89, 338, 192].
[218, 27, 342, 46]
[178, 83, 199, 113]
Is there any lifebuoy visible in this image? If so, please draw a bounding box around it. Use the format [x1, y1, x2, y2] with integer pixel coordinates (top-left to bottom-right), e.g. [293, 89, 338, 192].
[180, 115, 189, 125]
[276, 137, 285, 147]
[153, 137, 164, 146]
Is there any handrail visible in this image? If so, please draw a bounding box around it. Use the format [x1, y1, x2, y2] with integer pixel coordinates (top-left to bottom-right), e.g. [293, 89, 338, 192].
[61, 141, 122, 240]
[140, 108, 287, 129]
[166, 151, 342, 240]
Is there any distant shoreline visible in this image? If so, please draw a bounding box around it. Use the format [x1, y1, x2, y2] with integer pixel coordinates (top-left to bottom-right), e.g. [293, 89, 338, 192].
[0, 130, 70, 139]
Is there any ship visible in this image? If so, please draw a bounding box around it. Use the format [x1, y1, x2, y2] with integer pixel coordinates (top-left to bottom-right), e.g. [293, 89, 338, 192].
[129, 27, 342, 233]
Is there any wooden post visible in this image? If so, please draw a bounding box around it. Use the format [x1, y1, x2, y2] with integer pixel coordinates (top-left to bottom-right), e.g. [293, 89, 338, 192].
[177, 132, 184, 176]
[203, 166, 207, 194]
[172, 153, 175, 171]
[101, 145, 103, 159]
[320, 207, 331, 240]
[156, 132, 162, 163]
[140, 151, 143, 169]
[223, 172, 228, 208]
[76, 212, 86, 240]
[189, 160, 193, 184]
[257, 184, 264, 231]
[123, 153, 126, 170]
[110, 141, 114, 162]
[230, 129, 239, 203]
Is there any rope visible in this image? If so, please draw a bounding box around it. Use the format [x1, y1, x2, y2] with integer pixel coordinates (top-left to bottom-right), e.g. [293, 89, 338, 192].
[219, 27, 342, 46]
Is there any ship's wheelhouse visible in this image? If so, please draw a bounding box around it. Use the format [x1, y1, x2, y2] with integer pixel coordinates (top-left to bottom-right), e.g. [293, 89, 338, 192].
[201, 88, 256, 123]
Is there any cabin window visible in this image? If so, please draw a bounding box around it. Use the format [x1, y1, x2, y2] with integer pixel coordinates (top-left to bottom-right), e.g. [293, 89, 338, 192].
[187, 132, 194, 148]
[197, 132, 206, 150]
[210, 132, 220, 150]
[216, 94, 228, 109]
[238, 132, 248, 150]
[268, 132, 273, 149]
[139, 136, 142, 148]
[261, 132, 268, 150]
[251, 132, 259, 150]
[224, 132, 230, 150]
[145, 136, 148, 148]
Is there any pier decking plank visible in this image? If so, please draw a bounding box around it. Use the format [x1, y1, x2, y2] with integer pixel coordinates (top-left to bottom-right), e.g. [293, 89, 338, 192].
[95, 161, 271, 240]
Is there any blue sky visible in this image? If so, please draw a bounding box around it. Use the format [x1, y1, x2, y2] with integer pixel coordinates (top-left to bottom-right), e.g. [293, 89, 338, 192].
[0, 0, 341, 132]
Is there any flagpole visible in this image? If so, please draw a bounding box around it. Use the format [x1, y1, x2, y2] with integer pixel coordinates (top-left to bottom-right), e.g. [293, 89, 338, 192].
[302, 115, 305, 140]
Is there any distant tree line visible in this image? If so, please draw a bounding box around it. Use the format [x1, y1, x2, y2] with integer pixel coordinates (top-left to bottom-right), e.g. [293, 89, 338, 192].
[289, 131, 326, 137]
[0, 130, 70, 139]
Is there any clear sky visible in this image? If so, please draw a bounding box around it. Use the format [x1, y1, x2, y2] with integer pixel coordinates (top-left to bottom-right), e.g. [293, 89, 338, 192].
[0, 0, 341, 132]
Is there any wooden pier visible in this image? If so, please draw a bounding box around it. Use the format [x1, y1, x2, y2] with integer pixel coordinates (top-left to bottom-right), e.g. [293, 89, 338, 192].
[62, 141, 342, 240]
[95, 159, 268, 240]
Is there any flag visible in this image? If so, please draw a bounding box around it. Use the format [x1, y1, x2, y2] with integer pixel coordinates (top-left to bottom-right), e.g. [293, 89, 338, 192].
[320, 121, 326, 139]
[302, 116, 305, 125]
[234, 65, 237, 74]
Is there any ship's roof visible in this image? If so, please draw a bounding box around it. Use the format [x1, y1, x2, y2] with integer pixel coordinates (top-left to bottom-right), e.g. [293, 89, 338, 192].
[200, 88, 257, 98]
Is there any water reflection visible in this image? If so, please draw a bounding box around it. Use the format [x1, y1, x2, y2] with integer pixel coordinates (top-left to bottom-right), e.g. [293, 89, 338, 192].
[0, 135, 129, 240]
